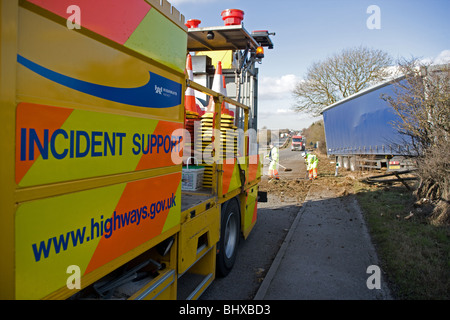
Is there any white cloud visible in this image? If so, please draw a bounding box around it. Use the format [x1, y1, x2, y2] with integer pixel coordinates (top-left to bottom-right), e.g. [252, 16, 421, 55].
[258, 74, 301, 100]
[275, 108, 295, 114]
[257, 106, 320, 130]
[419, 49, 450, 66]
[256, 74, 307, 129]
[369, 50, 450, 81]
[433, 50, 450, 64]
[258, 108, 295, 117]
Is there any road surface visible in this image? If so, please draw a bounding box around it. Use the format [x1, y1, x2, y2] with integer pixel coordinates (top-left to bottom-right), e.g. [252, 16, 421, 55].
[200, 144, 308, 300]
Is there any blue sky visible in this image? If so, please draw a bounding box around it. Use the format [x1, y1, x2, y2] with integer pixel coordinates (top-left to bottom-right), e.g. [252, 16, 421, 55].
[171, 0, 450, 130]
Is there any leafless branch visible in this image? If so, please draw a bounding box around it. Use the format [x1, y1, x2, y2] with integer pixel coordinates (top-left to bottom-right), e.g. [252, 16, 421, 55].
[292, 46, 393, 116]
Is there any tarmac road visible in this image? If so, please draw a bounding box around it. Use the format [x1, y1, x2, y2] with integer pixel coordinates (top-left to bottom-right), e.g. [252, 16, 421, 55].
[200, 146, 307, 300]
[199, 198, 300, 300]
[201, 145, 391, 300]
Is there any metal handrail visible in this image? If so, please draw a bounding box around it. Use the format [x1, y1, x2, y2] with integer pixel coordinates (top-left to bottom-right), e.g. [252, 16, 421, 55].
[186, 79, 249, 111]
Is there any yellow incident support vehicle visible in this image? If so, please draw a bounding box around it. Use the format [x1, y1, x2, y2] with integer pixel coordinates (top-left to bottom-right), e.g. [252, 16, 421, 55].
[0, 0, 272, 300]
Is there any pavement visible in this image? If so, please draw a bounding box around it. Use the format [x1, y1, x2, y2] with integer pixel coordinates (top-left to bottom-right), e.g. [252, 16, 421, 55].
[254, 182, 392, 300]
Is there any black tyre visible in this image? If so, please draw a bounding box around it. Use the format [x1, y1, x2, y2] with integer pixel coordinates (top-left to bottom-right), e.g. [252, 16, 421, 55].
[216, 198, 240, 277]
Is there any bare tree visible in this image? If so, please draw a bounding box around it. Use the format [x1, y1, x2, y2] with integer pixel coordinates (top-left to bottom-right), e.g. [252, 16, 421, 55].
[384, 59, 450, 225]
[293, 46, 393, 116]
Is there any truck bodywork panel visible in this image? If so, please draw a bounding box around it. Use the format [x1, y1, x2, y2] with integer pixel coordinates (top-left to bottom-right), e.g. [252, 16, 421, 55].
[322, 79, 410, 156]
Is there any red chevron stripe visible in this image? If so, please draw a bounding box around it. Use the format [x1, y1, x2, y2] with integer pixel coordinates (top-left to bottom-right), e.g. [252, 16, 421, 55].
[84, 172, 181, 275]
[222, 160, 236, 195]
[27, 0, 151, 44]
[134, 121, 184, 172]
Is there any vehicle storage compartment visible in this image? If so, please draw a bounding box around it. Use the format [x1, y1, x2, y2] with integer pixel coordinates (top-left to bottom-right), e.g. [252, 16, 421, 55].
[176, 244, 216, 300]
[70, 233, 179, 300]
[177, 202, 220, 299]
[178, 204, 219, 274]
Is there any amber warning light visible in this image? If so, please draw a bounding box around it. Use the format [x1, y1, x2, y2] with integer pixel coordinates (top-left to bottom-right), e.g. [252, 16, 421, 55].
[256, 46, 264, 59]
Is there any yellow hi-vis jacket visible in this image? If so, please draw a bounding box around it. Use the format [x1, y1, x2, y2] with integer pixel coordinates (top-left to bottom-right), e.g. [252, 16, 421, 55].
[266, 146, 279, 170]
[306, 154, 318, 170]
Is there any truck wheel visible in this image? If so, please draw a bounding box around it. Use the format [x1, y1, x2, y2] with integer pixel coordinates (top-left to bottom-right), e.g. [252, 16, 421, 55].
[217, 198, 240, 277]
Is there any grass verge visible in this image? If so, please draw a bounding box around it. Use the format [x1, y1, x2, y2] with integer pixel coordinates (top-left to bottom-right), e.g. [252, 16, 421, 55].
[316, 153, 449, 299]
[355, 181, 450, 299]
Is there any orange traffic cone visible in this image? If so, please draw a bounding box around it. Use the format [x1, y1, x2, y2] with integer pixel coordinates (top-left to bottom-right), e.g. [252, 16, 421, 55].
[221, 75, 230, 115]
[185, 54, 198, 117]
[219, 70, 234, 119]
[205, 61, 224, 114]
[205, 62, 234, 119]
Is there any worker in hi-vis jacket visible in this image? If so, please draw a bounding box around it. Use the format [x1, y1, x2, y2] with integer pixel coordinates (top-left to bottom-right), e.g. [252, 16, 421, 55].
[266, 143, 280, 180]
[302, 152, 318, 180]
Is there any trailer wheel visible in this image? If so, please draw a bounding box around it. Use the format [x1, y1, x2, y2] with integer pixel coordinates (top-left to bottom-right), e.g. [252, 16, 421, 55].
[349, 156, 357, 171]
[217, 198, 240, 277]
[343, 156, 350, 170]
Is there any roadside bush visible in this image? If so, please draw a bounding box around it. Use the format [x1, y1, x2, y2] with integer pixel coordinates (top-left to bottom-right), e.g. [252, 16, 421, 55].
[414, 138, 449, 225]
[384, 61, 450, 225]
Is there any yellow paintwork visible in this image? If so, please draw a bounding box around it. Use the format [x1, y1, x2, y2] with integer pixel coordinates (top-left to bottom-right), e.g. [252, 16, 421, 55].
[178, 205, 220, 274]
[0, 0, 19, 300]
[196, 50, 234, 69]
[1, 0, 261, 300]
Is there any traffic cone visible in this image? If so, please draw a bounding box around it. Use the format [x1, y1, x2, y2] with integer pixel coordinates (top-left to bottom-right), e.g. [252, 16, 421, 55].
[205, 61, 225, 114]
[204, 62, 234, 119]
[185, 54, 198, 117]
[184, 54, 200, 161]
[221, 75, 230, 115]
[195, 97, 205, 116]
[221, 76, 235, 119]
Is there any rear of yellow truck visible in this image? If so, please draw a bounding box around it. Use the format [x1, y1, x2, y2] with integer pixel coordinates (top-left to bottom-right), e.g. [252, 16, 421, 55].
[0, 0, 263, 300]
[0, 0, 189, 300]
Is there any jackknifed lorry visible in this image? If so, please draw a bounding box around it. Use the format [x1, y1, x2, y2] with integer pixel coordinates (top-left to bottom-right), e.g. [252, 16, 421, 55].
[321, 77, 416, 172]
[0, 0, 273, 299]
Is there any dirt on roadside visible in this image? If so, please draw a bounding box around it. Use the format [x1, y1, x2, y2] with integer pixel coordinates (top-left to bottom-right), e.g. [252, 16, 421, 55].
[258, 150, 416, 206]
[259, 152, 345, 204]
